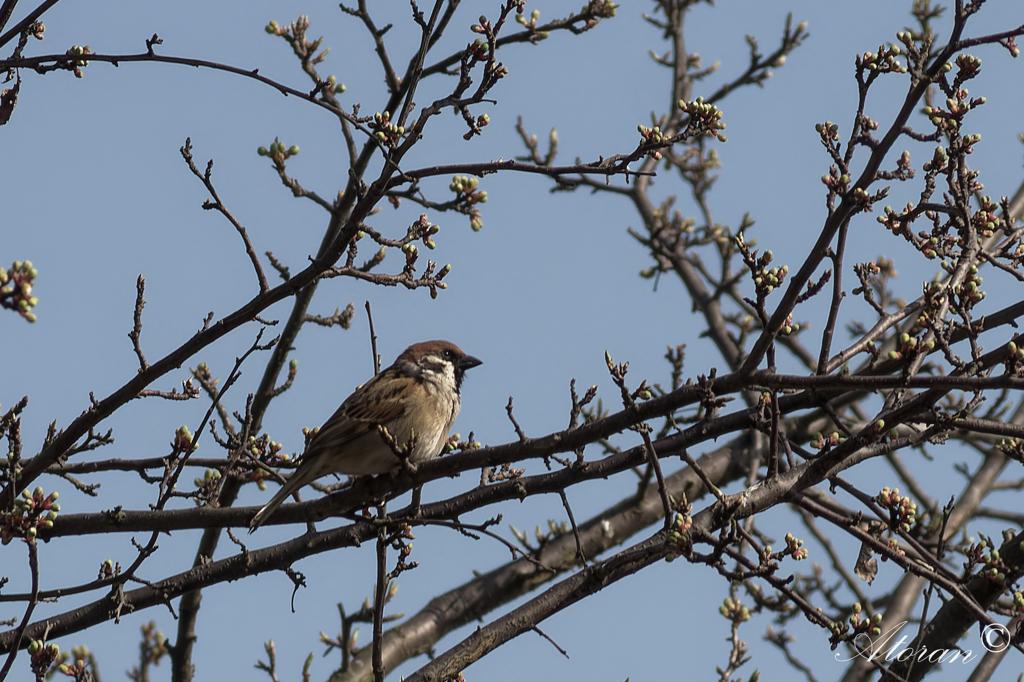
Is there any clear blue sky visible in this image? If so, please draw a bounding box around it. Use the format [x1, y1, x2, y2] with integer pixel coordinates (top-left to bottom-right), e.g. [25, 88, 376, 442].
[4, 1, 1023, 680]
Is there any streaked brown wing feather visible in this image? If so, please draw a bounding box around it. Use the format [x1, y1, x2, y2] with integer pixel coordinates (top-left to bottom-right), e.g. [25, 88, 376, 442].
[305, 414, 371, 455]
[339, 368, 411, 421]
[340, 371, 410, 422]
[341, 393, 406, 423]
[306, 372, 410, 453]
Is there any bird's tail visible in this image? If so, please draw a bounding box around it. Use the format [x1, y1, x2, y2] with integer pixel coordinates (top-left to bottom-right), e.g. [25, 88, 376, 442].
[249, 464, 318, 532]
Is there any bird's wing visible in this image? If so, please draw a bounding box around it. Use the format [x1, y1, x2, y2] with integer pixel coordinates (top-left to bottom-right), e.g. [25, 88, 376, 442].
[340, 370, 412, 423]
[306, 372, 411, 453]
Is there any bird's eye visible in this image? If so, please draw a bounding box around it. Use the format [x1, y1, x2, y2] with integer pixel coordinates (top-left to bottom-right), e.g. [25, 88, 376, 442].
[443, 349, 454, 360]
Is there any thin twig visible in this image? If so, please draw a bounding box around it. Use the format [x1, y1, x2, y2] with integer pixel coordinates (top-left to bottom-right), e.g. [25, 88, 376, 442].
[372, 505, 388, 682]
[128, 275, 148, 371]
[365, 301, 380, 374]
[531, 625, 569, 659]
[505, 397, 528, 442]
[558, 490, 587, 567]
[423, 519, 555, 572]
[180, 138, 270, 294]
[0, 541, 39, 680]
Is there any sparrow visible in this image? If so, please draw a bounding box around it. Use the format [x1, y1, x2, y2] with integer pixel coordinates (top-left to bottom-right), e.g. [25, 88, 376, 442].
[250, 340, 482, 530]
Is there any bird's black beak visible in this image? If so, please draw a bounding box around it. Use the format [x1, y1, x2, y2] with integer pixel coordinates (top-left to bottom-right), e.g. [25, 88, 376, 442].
[458, 354, 483, 371]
